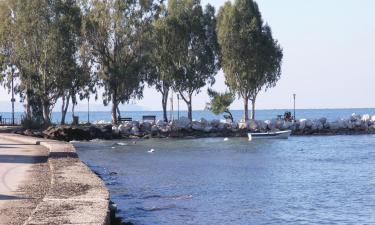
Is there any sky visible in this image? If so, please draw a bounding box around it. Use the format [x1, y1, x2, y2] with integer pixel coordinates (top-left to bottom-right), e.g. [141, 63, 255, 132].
[1, 0, 375, 112]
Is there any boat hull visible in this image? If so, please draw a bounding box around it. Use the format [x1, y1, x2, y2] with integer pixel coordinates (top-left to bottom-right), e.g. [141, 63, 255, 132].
[248, 130, 291, 141]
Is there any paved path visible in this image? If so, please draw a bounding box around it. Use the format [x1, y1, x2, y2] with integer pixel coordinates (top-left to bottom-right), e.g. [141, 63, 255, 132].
[0, 138, 47, 224]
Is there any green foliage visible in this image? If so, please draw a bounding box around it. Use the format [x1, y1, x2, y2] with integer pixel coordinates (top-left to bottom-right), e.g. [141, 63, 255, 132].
[21, 114, 45, 129]
[0, 0, 83, 124]
[217, 0, 283, 120]
[83, 0, 161, 124]
[159, 0, 219, 120]
[206, 88, 234, 121]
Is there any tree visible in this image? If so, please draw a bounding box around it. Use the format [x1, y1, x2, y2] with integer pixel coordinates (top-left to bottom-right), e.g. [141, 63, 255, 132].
[83, 0, 160, 124]
[166, 0, 219, 121]
[206, 88, 234, 122]
[146, 4, 177, 122]
[217, 0, 283, 120]
[0, 0, 83, 125]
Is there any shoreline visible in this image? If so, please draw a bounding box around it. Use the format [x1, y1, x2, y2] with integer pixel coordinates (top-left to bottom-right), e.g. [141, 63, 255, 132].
[0, 134, 111, 225]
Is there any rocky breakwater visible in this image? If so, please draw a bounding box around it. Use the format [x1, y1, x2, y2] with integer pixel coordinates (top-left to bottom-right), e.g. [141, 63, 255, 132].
[112, 113, 375, 138]
[42, 124, 114, 141]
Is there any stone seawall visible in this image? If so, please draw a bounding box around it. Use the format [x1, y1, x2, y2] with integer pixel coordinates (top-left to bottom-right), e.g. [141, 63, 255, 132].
[0, 134, 110, 225]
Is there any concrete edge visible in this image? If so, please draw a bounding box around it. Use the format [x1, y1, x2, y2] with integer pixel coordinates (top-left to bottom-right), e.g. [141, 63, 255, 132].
[0, 134, 111, 225]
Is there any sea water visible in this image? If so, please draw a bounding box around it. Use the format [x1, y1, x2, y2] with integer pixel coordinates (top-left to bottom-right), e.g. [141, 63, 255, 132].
[74, 134, 375, 225]
[3, 108, 375, 123]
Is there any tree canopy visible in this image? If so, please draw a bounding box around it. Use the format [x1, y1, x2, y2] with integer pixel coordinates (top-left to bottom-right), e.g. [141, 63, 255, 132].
[165, 0, 220, 121]
[82, 0, 161, 124]
[217, 0, 283, 120]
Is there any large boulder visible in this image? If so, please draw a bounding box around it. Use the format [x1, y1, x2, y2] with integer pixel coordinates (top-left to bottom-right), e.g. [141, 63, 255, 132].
[299, 119, 307, 130]
[131, 126, 140, 136]
[112, 126, 119, 135]
[319, 117, 327, 125]
[282, 121, 293, 130]
[210, 119, 221, 128]
[361, 114, 371, 123]
[192, 121, 204, 131]
[176, 117, 191, 129]
[329, 121, 339, 130]
[338, 119, 348, 129]
[351, 113, 361, 122]
[305, 119, 313, 129]
[140, 122, 152, 132]
[199, 118, 208, 126]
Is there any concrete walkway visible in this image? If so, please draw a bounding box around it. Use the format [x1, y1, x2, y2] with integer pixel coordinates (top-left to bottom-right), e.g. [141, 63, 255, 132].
[0, 139, 47, 224]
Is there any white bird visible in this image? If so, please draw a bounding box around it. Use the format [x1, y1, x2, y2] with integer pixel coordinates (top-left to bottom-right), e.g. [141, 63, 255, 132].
[223, 137, 229, 141]
[148, 149, 155, 153]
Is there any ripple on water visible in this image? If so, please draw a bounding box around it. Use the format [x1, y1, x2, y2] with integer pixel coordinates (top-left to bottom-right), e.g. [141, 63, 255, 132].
[75, 135, 375, 225]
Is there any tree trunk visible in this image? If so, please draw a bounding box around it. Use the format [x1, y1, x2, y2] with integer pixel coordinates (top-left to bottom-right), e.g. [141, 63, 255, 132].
[251, 98, 256, 120]
[42, 100, 50, 125]
[187, 95, 192, 121]
[112, 98, 118, 125]
[61, 95, 70, 125]
[161, 90, 169, 122]
[25, 91, 32, 120]
[244, 96, 249, 121]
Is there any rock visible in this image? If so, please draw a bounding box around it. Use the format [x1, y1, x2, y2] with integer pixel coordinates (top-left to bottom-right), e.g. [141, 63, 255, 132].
[329, 121, 339, 130]
[156, 120, 167, 127]
[282, 121, 293, 130]
[131, 121, 140, 128]
[305, 119, 313, 129]
[141, 122, 152, 132]
[192, 121, 204, 131]
[230, 122, 238, 129]
[354, 120, 362, 127]
[218, 123, 225, 131]
[258, 120, 267, 130]
[176, 117, 191, 129]
[238, 122, 246, 129]
[151, 125, 159, 132]
[210, 119, 221, 128]
[361, 122, 369, 130]
[299, 119, 306, 130]
[338, 119, 348, 129]
[362, 114, 370, 123]
[112, 126, 119, 135]
[131, 126, 140, 136]
[351, 113, 361, 122]
[203, 126, 213, 132]
[199, 118, 208, 126]
[319, 117, 327, 125]
[275, 120, 283, 129]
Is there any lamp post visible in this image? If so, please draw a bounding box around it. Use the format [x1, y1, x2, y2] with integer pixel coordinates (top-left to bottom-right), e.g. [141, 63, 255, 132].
[293, 93, 296, 122]
[8, 65, 18, 125]
[177, 94, 180, 120]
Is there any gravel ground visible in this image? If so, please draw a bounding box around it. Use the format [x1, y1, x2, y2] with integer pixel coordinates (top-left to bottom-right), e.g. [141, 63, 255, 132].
[0, 152, 51, 225]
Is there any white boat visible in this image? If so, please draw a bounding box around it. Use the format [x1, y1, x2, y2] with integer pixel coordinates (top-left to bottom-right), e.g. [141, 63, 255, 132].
[248, 130, 291, 141]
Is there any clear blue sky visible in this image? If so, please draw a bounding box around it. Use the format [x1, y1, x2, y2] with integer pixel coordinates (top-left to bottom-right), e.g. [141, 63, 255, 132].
[1, 0, 374, 112]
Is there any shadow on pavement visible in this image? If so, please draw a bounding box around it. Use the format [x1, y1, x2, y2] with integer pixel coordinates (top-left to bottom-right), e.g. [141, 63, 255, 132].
[0, 155, 47, 164]
[0, 194, 31, 200]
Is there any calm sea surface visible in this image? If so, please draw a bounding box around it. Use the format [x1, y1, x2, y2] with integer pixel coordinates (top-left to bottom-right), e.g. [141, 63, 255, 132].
[75, 134, 375, 225]
[3, 108, 375, 123]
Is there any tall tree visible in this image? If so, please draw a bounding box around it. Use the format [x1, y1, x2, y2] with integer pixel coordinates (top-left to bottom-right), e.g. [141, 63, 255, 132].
[0, 0, 83, 125]
[147, 4, 176, 122]
[166, 0, 219, 121]
[83, 0, 160, 124]
[217, 0, 283, 120]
